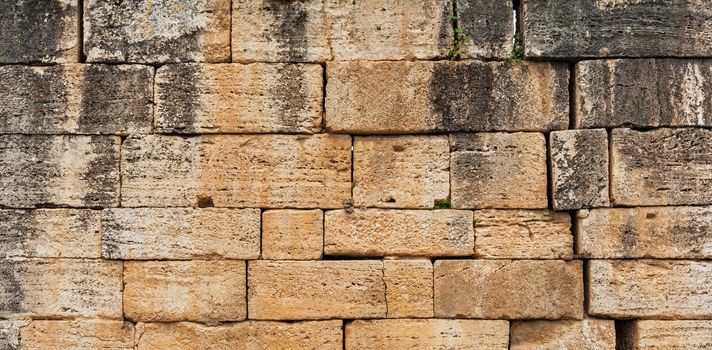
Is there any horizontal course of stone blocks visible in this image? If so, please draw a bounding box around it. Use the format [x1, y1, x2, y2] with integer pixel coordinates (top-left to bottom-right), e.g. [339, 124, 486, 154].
[1, 1, 711, 349]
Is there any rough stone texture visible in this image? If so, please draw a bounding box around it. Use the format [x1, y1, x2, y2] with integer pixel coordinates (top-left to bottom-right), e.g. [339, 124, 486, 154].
[434, 260, 583, 319]
[20, 320, 134, 350]
[523, 0, 712, 58]
[621, 320, 712, 350]
[84, 0, 230, 63]
[354, 136, 449, 208]
[0, 135, 120, 208]
[510, 319, 616, 350]
[550, 129, 610, 210]
[248, 260, 386, 320]
[262, 209, 323, 260]
[324, 209, 474, 257]
[345, 319, 509, 350]
[0, 209, 101, 258]
[136, 321, 342, 350]
[326, 61, 568, 134]
[474, 210, 572, 259]
[575, 59, 712, 128]
[577, 207, 712, 259]
[121, 134, 351, 208]
[102, 208, 260, 260]
[611, 128, 712, 206]
[457, 0, 514, 59]
[0, 64, 153, 135]
[0, 0, 79, 63]
[155, 63, 322, 133]
[383, 260, 433, 318]
[0, 259, 122, 319]
[0, 320, 27, 350]
[124, 260, 246, 324]
[588, 260, 712, 319]
[450, 133, 548, 209]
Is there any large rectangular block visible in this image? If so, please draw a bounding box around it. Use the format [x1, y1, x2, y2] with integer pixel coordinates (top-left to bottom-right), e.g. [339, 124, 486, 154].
[611, 128, 712, 206]
[0, 135, 120, 208]
[124, 260, 246, 324]
[326, 61, 568, 134]
[324, 209, 474, 257]
[136, 321, 342, 350]
[451, 133, 548, 209]
[523, 0, 712, 58]
[510, 319, 616, 350]
[121, 134, 351, 208]
[383, 260, 433, 318]
[575, 59, 712, 128]
[0, 259, 122, 319]
[102, 208, 260, 260]
[0, 64, 153, 135]
[248, 260, 386, 320]
[620, 320, 712, 350]
[457, 0, 514, 59]
[155, 64, 322, 133]
[0, 209, 101, 258]
[577, 207, 712, 259]
[588, 260, 712, 319]
[84, 0, 230, 63]
[262, 209, 323, 260]
[434, 260, 583, 319]
[345, 319, 509, 350]
[20, 320, 134, 350]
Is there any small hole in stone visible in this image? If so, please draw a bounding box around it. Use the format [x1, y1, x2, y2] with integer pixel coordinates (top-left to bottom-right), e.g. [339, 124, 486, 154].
[196, 195, 214, 208]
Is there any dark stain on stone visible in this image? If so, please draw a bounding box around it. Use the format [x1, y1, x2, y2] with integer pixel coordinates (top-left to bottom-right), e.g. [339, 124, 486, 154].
[156, 64, 200, 132]
[0, 260, 25, 314]
[554, 132, 606, 208]
[272, 64, 307, 132]
[0, 210, 40, 256]
[645, 212, 656, 219]
[0, 0, 70, 63]
[457, 0, 512, 57]
[620, 216, 638, 255]
[195, 194, 214, 208]
[392, 145, 406, 152]
[266, 0, 309, 62]
[80, 136, 120, 207]
[0, 135, 57, 207]
[430, 62, 495, 132]
[101, 210, 121, 259]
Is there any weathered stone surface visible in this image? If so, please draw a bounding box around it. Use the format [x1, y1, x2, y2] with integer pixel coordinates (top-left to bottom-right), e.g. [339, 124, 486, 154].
[0, 135, 120, 208]
[575, 59, 712, 128]
[124, 260, 246, 324]
[354, 136, 449, 208]
[457, 0, 514, 59]
[262, 209, 323, 260]
[434, 260, 583, 319]
[248, 260, 386, 320]
[84, 0, 230, 63]
[0, 209, 101, 258]
[0, 259, 122, 318]
[577, 207, 712, 259]
[611, 128, 712, 206]
[450, 133, 548, 209]
[326, 61, 568, 134]
[523, 0, 712, 58]
[155, 63, 322, 133]
[0, 0, 78, 63]
[588, 260, 712, 319]
[136, 321, 342, 350]
[621, 320, 712, 350]
[474, 210, 572, 259]
[0, 320, 27, 350]
[510, 319, 616, 350]
[0, 64, 153, 135]
[550, 129, 609, 210]
[102, 208, 260, 260]
[21, 320, 134, 350]
[121, 134, 351, 208]
[324, 209, 474, 257]
[383, 260, 433, 318]
[345, 319, 509, 350]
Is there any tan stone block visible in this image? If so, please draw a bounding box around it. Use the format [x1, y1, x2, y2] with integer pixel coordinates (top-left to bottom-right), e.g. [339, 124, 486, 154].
[0, 209, 101, 258]
[324, 209, 474, 257]
[102, 208, 260, 260]
[155, 63, 322, 133]
[588, 260, 712, 319]
[345, 319, 509, 350]
[124, 260, 246, 324]
[354, 136, 449, 208]
[577, 207, 712, 259]
[474, 210, 572, 259]
[451, 132, 548, 209]
[21, 320, 134, 350]
[136, 321, 342, 350]
[510, 319, 616, 350]
[262, 209, 323, 260]
[611, 128, 712, 206]
[383, 260, 433, 318]
[0, 259, 122, 319]
[121, 134, 351, 208]
[248, 260, 386, 320]
[0, 320, 27, 350]
[622, 320, 712, 350]
[434, 259, 583, 319]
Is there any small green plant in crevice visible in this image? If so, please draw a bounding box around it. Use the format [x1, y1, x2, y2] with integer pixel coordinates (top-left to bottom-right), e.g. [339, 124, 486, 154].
[351, 181, 357, 190]
[506, 33, 524, 62]
[433, 197, 451, 209]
